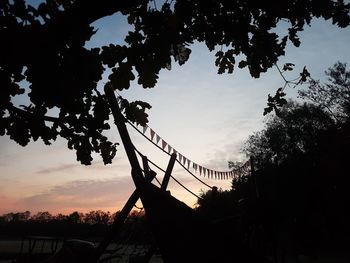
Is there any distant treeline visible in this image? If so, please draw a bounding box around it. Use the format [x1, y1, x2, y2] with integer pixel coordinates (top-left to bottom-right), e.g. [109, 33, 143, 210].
[0, 210, 152, 243]
[0, 210, 126, 225]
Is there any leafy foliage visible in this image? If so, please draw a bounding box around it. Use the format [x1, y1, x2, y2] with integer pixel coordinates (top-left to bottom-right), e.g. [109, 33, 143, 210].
[247, 62, 350, 168]
[247, 100, 339, 169]
[263, 87, 287, 116]
[1, 0, 349, 165]
[298, 62, 350, 122]
[195, 187, 235, 221]
[263, 65, 310, 115]
[119, 98, 152, 127]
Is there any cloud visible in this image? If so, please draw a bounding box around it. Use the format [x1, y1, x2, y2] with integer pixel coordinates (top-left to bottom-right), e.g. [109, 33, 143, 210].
[35, 163, 81, 174]
[1, 158, 230, 215]
[13, 175, 206, 215]
[16, 177, 137, 214]
[34, 158, 127, 175]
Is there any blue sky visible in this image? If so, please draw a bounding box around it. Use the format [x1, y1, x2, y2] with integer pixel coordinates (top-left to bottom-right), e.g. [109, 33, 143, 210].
[1, 7, 350, 214]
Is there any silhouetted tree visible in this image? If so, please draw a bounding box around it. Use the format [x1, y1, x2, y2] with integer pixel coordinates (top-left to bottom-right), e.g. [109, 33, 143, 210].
[31, 211, 53, 222]
[1, 0, 349, 164]
[244, 100, 335, 168]
[197, 83, 350, 256]
[195, 187, 235, 220]
[0, 210, 131, 238]
[298, 61, 350, 123]
[245, 62, 350, 166]
[235, 62, 350, 260]
[0, 211, 30, 222]
[54, 213, 68, 221]
[67, 211, 84, 224]
[84, 210, 110, 225]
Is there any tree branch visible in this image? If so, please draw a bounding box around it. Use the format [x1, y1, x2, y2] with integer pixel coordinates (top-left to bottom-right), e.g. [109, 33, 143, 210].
[47, 0, 143, 29]
[9, 105, 62, 123]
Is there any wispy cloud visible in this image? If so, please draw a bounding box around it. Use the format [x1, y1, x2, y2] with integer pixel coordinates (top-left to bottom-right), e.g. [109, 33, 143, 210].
[35, 163, 81, 174]
[35, 160, 124, 175]
[12, 177, 136, 214]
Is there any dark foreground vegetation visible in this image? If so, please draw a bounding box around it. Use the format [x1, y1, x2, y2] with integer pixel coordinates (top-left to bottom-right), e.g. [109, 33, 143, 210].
[196, 62, 350, 262]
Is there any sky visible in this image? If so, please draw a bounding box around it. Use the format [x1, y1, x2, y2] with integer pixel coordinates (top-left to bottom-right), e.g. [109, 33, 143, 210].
[1, 4, 350, 215]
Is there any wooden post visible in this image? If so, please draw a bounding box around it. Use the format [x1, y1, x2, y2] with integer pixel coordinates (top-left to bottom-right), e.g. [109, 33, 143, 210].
[161, 153, 177, 191]
[142, 155, 151, 180]
[92, 171, 156, 261]
[104, 86, 143, 185]
[92, 86, 149, 262]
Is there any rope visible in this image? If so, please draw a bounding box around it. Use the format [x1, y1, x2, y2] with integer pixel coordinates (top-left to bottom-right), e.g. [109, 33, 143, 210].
[116, 93, 236, 179]
[128, 120, 213, 189]
[148, 156, 203, 200]
[134, 147, 166, 173]
[134, 204, 143, 210]
[174, 159, 212, 189]
[169, 173, 203, 201]
[133, 147, 162, 187]
[116, 93, 233, 179]
[134, 146, 204, 200]
[136, 162, 161, 187]
[128, 120, 172, 156]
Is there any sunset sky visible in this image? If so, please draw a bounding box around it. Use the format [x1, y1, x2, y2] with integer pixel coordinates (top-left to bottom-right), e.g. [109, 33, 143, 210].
[1, 3, 350, 215]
